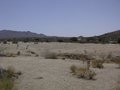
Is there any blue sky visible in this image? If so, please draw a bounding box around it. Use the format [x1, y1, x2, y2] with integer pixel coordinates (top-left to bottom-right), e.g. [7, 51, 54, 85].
[0, 0, 120, 36]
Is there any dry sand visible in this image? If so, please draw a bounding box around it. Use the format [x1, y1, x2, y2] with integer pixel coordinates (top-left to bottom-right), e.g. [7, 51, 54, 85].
[0, 42, 120, 90]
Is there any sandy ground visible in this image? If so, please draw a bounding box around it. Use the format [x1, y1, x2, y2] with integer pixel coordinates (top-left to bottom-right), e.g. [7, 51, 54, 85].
[0, 42, 120, 90]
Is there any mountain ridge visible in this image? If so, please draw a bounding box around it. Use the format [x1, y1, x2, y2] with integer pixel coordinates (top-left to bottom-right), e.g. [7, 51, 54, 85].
[0, 30, 46, 39]
[0, 29, 120, 43]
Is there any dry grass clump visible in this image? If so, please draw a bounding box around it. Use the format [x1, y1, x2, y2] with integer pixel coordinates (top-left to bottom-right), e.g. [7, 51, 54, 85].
[92, 60, 104, 69]
[70, 65, 96, 80]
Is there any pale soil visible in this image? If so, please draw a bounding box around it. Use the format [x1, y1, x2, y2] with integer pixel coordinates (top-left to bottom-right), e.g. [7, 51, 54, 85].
[0, 42, 120, 90]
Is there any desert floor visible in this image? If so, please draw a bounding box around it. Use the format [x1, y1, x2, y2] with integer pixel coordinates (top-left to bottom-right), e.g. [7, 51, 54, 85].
[0, 42, 120, 90]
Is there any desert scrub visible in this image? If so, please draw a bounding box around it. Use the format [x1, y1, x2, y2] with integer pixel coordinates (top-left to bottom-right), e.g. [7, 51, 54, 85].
[70, 65, 96, 80]
[112, 56, 120, 68]
[113, 76, 120, 90]
[0, 66, 21, 90]
[58, 53, 91, 60]
[3, 41, 7, 44]
[0, 77, 15, 90]
[76, 67, 96, 80]
[92, 60, 104, 69]
[70, 65, 77, 74]
[43, 50, 58, 59]
[17, 51, 20, 56]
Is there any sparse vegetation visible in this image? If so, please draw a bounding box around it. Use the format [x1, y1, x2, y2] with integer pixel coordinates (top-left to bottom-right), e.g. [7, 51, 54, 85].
[44, 52, 58, 59]
[76, 67, 96, 80]
[70, 65, 77, 74]
[17, 51, 20, 56]
[3, 41, 7, 44]
[92, 60, 104, 69]
[0, 66, 22, 90]
[27, 50, 36, 54]
[70, 65, 96, 80]
[0, 77, 15, 90]
[58, 53, 90, 60]
[117, 38, 120, 44]
[112, 56, 120, 68]
[12, 41, 18, 44]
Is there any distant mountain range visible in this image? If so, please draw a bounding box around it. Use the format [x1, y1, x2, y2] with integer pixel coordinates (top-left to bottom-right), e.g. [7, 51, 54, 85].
[0, 30, 46, 39]
[0, 30, 120, 43]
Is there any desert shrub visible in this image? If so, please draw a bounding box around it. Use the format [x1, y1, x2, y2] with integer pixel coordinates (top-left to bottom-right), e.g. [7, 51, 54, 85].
[27, 50, 35, 54]
[58, 53, 90, 60]
[118, 38, 120, 44]
[70, 37, 78, 42]
[6, 53, 15, 57]
[0, 78, 14, 90]
[3, 41, 7, 44]
[113, 76, 120, 90]
[12, 41, 18, 44]
[0, 66, 21, 90]
[111, 56, 120, 68]
[17, 51, 20, 55]
[6, 66, 16, 78]
[92, 60, 104, 69]
[70, 65, 96, 80]
[34, 42, 38, 44]
[76, 67, 87, 78]
[44, 52, 58, 59]
[77, 68, 96, 80]
[70, 65, 77, 74]
[35, 54, 39, 57]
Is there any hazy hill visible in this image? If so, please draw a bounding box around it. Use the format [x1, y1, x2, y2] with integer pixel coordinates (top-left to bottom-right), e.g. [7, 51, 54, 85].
[85, 30, 120, 43]
[0, 29, 120, 43]
[98, 30, 120, 41]
[0, 30, 46, 39]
